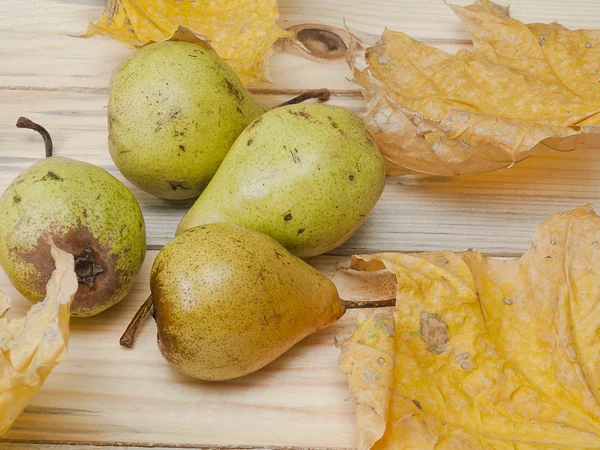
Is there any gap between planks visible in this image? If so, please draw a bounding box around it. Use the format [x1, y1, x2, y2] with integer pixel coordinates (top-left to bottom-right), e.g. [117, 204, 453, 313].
[0, 440, 349, 450]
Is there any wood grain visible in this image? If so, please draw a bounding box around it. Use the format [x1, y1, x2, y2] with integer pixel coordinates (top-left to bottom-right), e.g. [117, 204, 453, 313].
[3, 445, 326, 450]
[7, 444, 323, 450]
[3, 0, 600, 91]
[1, 88, 599, 256]
[2, 0, 600, 448]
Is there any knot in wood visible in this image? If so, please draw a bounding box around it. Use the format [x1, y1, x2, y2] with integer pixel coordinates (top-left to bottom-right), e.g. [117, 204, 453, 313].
[297, 28, 348, 60]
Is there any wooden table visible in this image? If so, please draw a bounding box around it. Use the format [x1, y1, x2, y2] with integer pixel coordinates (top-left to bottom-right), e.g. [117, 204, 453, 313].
[1, 0, 599, 448]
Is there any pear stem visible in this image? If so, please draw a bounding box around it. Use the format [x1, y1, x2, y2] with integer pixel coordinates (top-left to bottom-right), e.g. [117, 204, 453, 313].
[120, 295, 153, 348]
[119, 294, 395, 348]
[277, 89, 330, 107]
[340, 298, 396, 309]
[16, 117, 53, 158]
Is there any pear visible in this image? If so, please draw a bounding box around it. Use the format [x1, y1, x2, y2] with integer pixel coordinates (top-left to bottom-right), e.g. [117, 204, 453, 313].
[122, 223, 346, 381]
[107, 40, 268, 200]
[0, 118, 146, 317]
[108, 40, 330, 201]
[177, 104, 386, 257]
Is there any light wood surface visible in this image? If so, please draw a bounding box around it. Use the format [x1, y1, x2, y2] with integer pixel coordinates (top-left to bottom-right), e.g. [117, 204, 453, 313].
[1, 0, 600, 448]
[5, 446, 271, 450]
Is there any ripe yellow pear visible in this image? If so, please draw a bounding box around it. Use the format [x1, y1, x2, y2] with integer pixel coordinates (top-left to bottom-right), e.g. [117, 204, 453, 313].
[148, 223, 345, 381]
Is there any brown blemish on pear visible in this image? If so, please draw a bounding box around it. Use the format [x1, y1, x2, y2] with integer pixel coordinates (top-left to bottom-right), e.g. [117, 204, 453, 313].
[16, 228, 129, 316]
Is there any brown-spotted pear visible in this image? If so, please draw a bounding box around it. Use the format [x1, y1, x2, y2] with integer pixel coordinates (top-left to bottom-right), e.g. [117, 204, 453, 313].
[108, 40, 268, 200]
[148, 223, 345, 381]
[0, 118, 146, 317]
[176, 104, 386, 257]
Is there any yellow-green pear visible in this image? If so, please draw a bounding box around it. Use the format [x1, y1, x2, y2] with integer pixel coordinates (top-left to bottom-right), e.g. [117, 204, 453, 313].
[108, 40, 268, 200]
[125, 223, 345, 381]
[177, 104, 386, 257]
[0, 118, 146, 317]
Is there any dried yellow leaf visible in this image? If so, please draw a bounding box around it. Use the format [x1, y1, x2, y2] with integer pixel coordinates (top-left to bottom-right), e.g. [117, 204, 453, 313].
[357, 0, 600, 175]
[340, 205, 600, 449]
[0, 242, 78, 435]
[339, 311, 395, 450]
[84, 0, 291, 84]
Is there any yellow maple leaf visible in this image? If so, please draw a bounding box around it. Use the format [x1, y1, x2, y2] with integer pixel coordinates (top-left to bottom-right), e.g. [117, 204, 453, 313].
[357, 0, 600, 176]
[84, 0, 291, 84]
[0, 242, 78, 435]
[340, 205, 600, 449]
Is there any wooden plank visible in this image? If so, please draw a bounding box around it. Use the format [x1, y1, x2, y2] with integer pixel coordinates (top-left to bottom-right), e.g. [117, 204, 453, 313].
[0, 446, 206, 450]
[0, 252, 358, 448]
[1, 88, 599, 256]
[0, 445, 321, 450]
[2, 443, 339, 450]
[2, 0, 600, 91]
[2, 445, 297, 450]
[2, 0, 600, 447]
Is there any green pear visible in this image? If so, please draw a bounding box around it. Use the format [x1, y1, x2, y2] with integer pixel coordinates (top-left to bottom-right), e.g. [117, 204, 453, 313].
[177, 104, 386, 257]
[108, 40, 268, 200]
[0, 118, 146, 317]
[147, 223, 345, 381]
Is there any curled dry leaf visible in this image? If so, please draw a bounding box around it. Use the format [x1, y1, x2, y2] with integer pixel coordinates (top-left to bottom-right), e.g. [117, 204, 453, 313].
[83, 0, 291, 84]
[0, 241, 77, 435]
[357, 0, 600, 176]
[340, 205, 600, 449]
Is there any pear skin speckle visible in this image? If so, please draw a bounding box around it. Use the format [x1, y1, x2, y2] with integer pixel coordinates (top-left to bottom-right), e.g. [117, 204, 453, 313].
[108, 41, 268, 200]
[151, 223, 345, 381]
[177, 104, 386, 257]
[0, 157, 146, 317]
